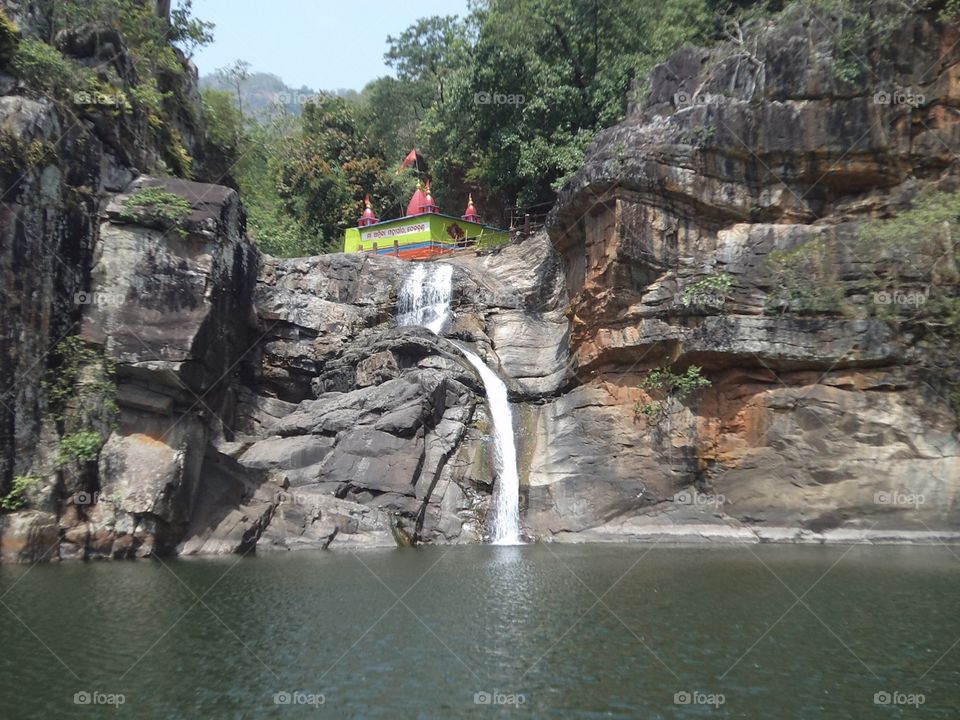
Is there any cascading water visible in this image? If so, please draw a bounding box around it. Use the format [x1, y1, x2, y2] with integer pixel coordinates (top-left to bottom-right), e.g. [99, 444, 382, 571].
[397, 262, 453, 334]
[397, 262, 523, 545]
[458, 349, 522, 545]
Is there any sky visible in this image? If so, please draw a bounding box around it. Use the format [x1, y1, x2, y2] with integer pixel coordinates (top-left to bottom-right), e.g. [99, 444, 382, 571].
[189, 0, 472, 91]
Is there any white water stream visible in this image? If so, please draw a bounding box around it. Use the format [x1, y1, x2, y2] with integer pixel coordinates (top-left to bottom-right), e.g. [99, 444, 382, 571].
[397, 262, 522, 544]
[397, 262, 453, 334]
[457, 348, 522, 545]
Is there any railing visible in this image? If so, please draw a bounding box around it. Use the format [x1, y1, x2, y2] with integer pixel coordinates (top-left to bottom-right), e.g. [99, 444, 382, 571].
[508, 200, 553, 235]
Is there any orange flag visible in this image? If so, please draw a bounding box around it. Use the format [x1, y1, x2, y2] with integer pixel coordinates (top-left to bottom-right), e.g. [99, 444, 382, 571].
[396, 149, 419, 174]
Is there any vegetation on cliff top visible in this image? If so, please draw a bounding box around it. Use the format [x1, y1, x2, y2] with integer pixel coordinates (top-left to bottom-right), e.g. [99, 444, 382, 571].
[119, 186, 193, 234]
[3, 0, 212, 177]
[202, 0, 780, 255]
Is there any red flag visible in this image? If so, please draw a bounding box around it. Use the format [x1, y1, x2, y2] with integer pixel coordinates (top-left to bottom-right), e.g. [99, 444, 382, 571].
[396, 149, 418, 174]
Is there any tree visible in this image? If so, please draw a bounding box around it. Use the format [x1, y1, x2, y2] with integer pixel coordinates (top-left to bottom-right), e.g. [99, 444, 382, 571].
[357, 76, 432, 167]
[216, 59, 251, 116]
[198, 88, 244, 187]
[385, 15, 472, 105]
[168, 0, 215, 58]
[273, 95, 404, 252]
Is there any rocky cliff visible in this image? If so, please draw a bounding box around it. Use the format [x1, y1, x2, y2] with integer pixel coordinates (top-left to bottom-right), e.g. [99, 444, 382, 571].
[545, 3, 960, 541]
[2, 3, 959, 562]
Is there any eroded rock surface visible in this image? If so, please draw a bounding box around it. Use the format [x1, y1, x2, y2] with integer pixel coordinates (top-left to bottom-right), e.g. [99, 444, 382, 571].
[2, 3, 959, 561]
[541, 5, 960, 541]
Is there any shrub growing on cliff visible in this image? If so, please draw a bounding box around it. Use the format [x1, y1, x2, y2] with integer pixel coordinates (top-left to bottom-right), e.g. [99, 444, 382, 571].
[636, 365, 711, 422]
[47, 0, 213, 177]
[119, 186, 193, 235]
[57, 431, 105, 467]
[0, 475, 39, 512]
[9, 38, 91, 98]
[680, 272, 734, 310]
[0, 8, 19, 66]
[765, 237, 846, 315]
[45, 338, 117, 466]
[808, 0, 926, 84]
[853, 187, 960, 334]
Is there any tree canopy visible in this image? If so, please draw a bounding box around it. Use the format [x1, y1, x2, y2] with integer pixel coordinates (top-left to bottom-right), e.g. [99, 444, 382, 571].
[202, 0, 771, 255]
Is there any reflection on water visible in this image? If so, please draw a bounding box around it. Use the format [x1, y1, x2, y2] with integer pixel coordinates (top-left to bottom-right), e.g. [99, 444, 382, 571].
[1, 544, 958, 719]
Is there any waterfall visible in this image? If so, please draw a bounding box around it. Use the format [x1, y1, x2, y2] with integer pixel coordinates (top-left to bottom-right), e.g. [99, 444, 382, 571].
[397, 262, 523, 545]
[397, 262, 453, 334]
[459, 349, 522, 545]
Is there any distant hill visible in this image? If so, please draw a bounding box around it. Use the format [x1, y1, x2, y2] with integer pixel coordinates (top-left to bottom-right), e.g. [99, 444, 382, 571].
[199, 71, 359, 117]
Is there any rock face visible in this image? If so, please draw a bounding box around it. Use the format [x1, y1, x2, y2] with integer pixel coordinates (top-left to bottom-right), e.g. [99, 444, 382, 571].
[2, 3, 960, 561]
[188, 234, 570, 554]
[542, 5, 960, 541]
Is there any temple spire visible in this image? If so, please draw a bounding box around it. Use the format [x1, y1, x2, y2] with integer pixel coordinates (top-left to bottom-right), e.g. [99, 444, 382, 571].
[462, 193, 480, 223]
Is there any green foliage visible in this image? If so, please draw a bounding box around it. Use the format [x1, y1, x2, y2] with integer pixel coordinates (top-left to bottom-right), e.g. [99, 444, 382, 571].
[47, 0, 212, 176]
[856, 189, 960, 283]
[637, 401, 667, 422]
[205, 105, 325, 257]
[356, 76, 432, 167]
[0, 128, 56, 174]
[10, 38, 91, 98]
[0, 8, 18, 66]
[119, 186, 193, 233]
[636, 365, 711, 421]
[44, 338, 117, 465]
[805, 0, 927, 84]
[766, 237, 846, 315]
[681, 272, 734, 308]
[57, 431, 104, 466]
[200, 89, 244, 176]
[386, 0, 729, 209]
[940, 0, 960, 20]
[385, 14, 471, 99]
[168, 0, 215, 59]
[196, 0, 772, 252]
[271, 94, 413, 253]
[680, 125, 716, 148]
[642, 365, 712, 396]
[45, 338, 116, 415]
[0, 475, 39, 512]
[854, 187, 960, 332]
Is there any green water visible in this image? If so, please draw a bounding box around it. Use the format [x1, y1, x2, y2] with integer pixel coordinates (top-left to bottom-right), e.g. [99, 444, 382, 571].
[0, 544, 957, 718]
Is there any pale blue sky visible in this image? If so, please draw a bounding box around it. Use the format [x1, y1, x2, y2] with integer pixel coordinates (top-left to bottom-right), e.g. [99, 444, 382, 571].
[189, 0, 472, 91]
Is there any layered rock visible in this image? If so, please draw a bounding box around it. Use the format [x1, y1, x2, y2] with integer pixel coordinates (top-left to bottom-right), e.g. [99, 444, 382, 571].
[541, 5, 960, 541]
[3, 3, 959, 561]
[187, 233, 570, 554]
